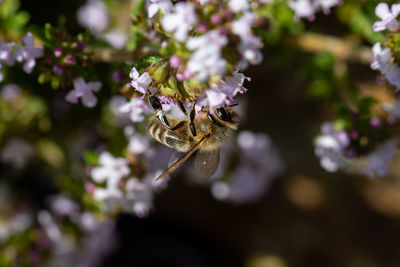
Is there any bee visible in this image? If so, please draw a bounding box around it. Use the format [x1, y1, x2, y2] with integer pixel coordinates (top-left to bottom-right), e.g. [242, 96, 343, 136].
[146, 94, 239, 181]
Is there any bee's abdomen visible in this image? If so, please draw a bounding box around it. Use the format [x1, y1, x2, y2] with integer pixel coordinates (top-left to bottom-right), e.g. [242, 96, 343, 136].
[147, 117, 187, 151]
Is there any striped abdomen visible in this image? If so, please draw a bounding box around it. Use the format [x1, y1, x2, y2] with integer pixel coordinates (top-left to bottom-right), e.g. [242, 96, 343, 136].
[147, 116, 193, 152]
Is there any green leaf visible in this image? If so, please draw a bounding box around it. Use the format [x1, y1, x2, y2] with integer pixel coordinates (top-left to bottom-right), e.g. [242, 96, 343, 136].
[131, 0, 145, 21]
[132, 54, 165, 73]
[83, 150, 100, 166]
[44, 23, 53, 41]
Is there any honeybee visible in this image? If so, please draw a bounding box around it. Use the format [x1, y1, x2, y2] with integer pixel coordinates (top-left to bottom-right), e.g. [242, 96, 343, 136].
[146, 94, 239, 181]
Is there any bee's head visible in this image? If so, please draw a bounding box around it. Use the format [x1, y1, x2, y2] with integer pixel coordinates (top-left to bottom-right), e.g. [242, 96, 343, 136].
[213, 106, 239, 130]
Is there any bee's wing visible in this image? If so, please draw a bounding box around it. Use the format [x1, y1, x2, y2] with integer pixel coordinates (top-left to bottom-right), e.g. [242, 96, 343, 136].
[194, 149, 220, 178]
[154, 135, 209, 181]
[168, 151, 185, 167]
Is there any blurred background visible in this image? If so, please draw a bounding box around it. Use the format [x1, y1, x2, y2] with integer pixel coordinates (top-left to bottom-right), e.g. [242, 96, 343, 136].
[2, 0, 400, 267]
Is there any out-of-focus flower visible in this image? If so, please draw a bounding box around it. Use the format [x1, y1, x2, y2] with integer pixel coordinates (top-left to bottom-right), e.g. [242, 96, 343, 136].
[49, 195, 80, 217]
[0, 138, 35, 169]
[109, 95, 131, 126]
[119, 97, 151, 123]
[128, 133, 150, 155]
[373, 2, 400, 32]
[314, 122, 350, 172]
[161, 2, 197, 42]
[1, 83, 21, 100]
[232, 12, 256, 39]
[228, 0, 250, 13]
[91, 151, 130, 188]
[371, 42, 400, 90]
[384, 100, 400, 122]
[102, 29, 128, 49]
[363, 138, 398, 177]
[129, 67, 152, 95]
[289, 0, 341, 20]
[147, 0, 173, 18]
[14, 32, 43, 74]
[77, 0, 109, 33]
[0, 41, 15, 65]
[186, 30, 228, 82]
[65, 77, 102, 108]
[125, 177, 154, 218]
[210, 131, 284, 203]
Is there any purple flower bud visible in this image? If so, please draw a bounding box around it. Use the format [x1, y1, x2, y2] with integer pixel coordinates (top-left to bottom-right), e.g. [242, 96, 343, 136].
[176, 73, 185, 81]
[198, 22, 208, 32]
[52, 64, 63, 75]
[161, 41, 168, 48]
[77, 40, 87, 50]
[183, 69, 194, 79]
[112, 71, 125, 82]
[349, 130, 359, 140]
[64, 55, 75, 65]
[211, 14, 222, 24]
[54, 47, 62, 57]
[370, 117, 381, 128]
[345, 147, 356, 158]
[169, 55, 181, 68]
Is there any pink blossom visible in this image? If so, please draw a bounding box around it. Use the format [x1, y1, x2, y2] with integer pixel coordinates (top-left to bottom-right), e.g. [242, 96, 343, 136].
[14, 32, 43, 74]
[65, 77, 102, 108]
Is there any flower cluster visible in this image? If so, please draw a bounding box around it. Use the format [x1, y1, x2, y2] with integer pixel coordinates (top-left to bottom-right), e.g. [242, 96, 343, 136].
[289, 0, 342, 21]
[0, 32, 43, 80]
[314, 122, 350, 172]
[87, 129, 171, 217]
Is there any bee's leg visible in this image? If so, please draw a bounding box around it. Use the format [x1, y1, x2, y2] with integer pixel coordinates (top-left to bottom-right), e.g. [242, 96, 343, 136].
[229, 102, 238, 107]
[189, 105, 197, 137]
[178, 100, 187, 115]
[148, 94, 172, 130]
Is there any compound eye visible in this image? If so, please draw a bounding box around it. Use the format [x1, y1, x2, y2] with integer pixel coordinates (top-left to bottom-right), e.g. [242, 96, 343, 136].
[216, 107, 231, 122]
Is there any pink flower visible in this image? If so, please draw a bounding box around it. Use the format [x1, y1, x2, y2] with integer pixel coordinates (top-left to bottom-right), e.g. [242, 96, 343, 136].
[65, 77, 102, 108]
[14, 32, 43, 74]
[374, 2, 400, 32]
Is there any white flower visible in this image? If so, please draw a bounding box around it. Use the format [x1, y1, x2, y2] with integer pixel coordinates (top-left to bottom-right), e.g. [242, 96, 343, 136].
[228, 0, 250, 13]
[314, 122, 349, 172]
[186, 30, 228, 82]
[147, 0, 173, 18]
[129, 67, 152, 95]
[161, 2, 197, 42]
[77, 0, 109, 33]
[373, 2, 400, 32]
[371, 43, 392, 73]
[119, 97, 151, 123]
[289, 0, 341, 20]
[91, 151, 130, 187]
[289, 0, 318, 20]
[101, 29, 128, 49]
[232, 12, 256, 39]
[371, 42, 400, 90]
[238, 35, 263, 65]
